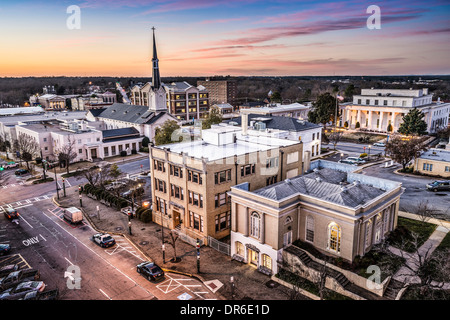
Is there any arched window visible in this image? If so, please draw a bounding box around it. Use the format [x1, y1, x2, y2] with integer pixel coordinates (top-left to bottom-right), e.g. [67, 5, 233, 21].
[365, 220, 372, 249]
[250, 212, 260, 239]
[235, 241, 245, 257]
[261, 254, 272, 271]
[306, 216, 314, 243]
[285, 216, 292, 225]
[328, 222, 341, 253]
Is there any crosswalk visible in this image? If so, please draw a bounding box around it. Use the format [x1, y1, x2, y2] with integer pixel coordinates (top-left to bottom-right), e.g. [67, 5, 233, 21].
[0, 194, 53, 212]
[1, 182, 24, 189]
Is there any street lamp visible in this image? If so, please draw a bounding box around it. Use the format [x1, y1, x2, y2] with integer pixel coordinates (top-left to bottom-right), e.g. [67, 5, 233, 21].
[54, 165, 59, 200]
[368, 145, 372, 159]
[340, 153, 344, 161]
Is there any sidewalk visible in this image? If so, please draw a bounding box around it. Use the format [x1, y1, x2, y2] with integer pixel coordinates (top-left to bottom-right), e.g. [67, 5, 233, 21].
[54, 185, 300, 301]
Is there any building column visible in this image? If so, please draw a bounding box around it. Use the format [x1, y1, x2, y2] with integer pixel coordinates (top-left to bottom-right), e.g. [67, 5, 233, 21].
[356, 109, 362, 127]
[231, 202, 238, 232]
[260, 212, 265, 244]
[368, 110, 373, 129]
[378, 111, 384, 131]
[244, 207, 249, 237]
[390, 112, 396, 132]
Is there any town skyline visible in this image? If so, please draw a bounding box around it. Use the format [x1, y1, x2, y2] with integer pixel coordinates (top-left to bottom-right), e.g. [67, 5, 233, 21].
[0, 0, 449, 77]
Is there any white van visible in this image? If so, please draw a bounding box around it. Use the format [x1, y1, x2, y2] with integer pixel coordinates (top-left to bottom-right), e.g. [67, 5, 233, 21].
[63, 207, 83, 224]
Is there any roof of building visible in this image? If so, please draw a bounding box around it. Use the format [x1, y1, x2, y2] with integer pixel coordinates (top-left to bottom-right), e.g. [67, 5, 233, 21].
[87, 108, 106, 117]
[102, 127, 140, 139]
[419, 148, 450, 163]
[0, 107, 45, 116]
[225, 114, 320, 132]
[252, 167, 386, 207]
[97, 103, 169, 124]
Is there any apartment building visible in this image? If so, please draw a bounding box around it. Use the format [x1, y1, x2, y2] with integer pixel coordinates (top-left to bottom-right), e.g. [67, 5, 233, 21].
[228, 160, 404, 275]
[149, 124, 304, 243]
[341, 88, 450, 133]
[197, 79, 237, 106]
[164, 81, 210, 122]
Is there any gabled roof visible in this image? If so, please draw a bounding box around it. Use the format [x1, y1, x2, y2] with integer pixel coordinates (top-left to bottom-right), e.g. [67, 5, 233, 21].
[97, 103, 160, 124]
[226, 114, 320, 132]
[102, 127, 140, 139]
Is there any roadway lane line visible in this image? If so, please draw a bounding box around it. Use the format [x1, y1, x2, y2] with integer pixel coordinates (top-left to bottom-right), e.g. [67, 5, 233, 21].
[65, 257, 74, 265]
[19, 213, 34, 229]
[40, 211, 155, 298]
[99, 288, 112, 300]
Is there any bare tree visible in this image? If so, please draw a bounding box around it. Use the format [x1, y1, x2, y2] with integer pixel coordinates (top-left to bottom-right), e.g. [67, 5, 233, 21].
[327, 130, 344, 150]
[168, 230, 180, 262]
[56, 136, 77, 174]
[385, 135, 427, 171]
[13, 133, 40, 171]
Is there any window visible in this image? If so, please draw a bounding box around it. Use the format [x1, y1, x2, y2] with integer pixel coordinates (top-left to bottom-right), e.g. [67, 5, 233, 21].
[266, 175, 277, 186]
[170, 184, 183, 200]
[188, 191, 203, 208]
[261, 254, 272, 270]
[422, 163, 433, 172]
[156, 197, 167, 215]
[111, 146, 116, 156]
[306, 216, 314, 243]
[357, 99, 362, 104]
[366, 99, 370, 105]
[214, 169, 232, 184]
[235, 241, 245, 257]
[266, 157, 279, 168]
[374, 100, 379, 105]
[215, 211, 231, 232]
[188, 170, 202, 184]
[250, 212, 260, 239]
[189, 211, 203, 232]
[365, 220, 372, 249]
[215, 192, 228, 208]
[383, 100, 388, 106]
[170, 165, 183, 178]
[283, 231, 292, 247]
[328, 223, 341, 253]
[445, 166, 450, 172]
[104, 147, 109, 157]
[154, 160, 165, 172]
[241, 164, 255, 177]
[43, 138, 47, 142]
[78, 149, 82, 154]
[286, 151, 299, 164]
[155, 179, 167, 193]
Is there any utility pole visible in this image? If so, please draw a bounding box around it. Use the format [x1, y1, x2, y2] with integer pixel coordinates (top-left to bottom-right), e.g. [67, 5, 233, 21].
[54, 166, 59, 200]
[196, 238, 201, 273]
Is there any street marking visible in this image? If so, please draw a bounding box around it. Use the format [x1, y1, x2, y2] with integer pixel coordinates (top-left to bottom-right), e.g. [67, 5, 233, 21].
[99, 288, 112, 300]
[65, 257, 74, 265]
[19, 214, 34, 229]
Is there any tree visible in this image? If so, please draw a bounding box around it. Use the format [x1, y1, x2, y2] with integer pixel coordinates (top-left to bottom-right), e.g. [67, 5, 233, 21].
[385, 135, 427, 170]
[141, 136, 150, 148]
[168, 230, 180, 263]
[308, 92, 337, 130]
[355, 122, 360, 129]
[398, 108, 428, 136]
[202, 107, 223, 130]
[154, 120, 182, 146]
[270, 91, 282, 103]
[56, 136, 77, 174]
[327, 130, 344, 150]
[344, 84, 355, 100]
[13, 133, 40, 171]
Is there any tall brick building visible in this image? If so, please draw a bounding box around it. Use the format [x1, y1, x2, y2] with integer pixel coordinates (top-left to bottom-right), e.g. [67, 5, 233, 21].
[197, 79, 237, 106]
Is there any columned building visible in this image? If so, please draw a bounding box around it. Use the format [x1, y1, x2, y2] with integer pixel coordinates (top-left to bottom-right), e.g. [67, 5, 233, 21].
[340, 88, 450, 134]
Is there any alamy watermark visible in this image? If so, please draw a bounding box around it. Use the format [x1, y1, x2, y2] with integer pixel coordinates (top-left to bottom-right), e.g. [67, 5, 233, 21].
[65, 265, 81, 289]
[366, 5, 381, 30]
[67, 5, 81, 30]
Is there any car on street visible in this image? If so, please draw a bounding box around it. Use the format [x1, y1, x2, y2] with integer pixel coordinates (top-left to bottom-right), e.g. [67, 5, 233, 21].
[338, 159, 359, 166]
[373, 142, 386, 147]
[14, 169, 29, 176]
[4, 208, 19, 220]
[21, 289, 59, 300]
[0, 281, 46, 300]
[0, 244, 11, 256]
[136, 261, 165, 282]
[345, 157, 366, 164]
[0, 265, 19, 277]
[92, 233, 116, 248]
[1, 162, 19, 169]
[426, 180, 450, 192]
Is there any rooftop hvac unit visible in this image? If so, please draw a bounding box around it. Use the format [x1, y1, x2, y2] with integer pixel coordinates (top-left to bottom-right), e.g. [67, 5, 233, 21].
[254, 122, 266, 131]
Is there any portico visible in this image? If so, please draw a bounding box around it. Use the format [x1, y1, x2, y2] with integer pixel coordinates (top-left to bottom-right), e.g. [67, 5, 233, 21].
[341, 106, 405, 132]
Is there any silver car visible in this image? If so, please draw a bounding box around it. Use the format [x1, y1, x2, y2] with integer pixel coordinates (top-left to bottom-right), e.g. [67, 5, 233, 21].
[0, 281, 46, 300]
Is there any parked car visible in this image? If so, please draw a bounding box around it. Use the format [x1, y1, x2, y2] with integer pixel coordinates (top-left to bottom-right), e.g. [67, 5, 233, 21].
[2, 162, 19, 169]
[338, 159, 359, 166]
[14, 169, 29, 176]
[136, 261, 165, 282]
[22, 289, 59, 300]
[0, 281, 46, 300]
[92, 233, 116, 248]
[0, 269, 40, 291]
[345, 157, 366, 164]
[4, 208, 19, 220]
[0, 244, 11, 256]
[426, 181, 450, 192]
[373, 142, 386, 147]
[0, 265, 18, 277]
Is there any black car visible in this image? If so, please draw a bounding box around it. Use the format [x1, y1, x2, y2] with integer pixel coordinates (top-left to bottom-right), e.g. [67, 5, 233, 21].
[426, 180, 450, 192]
[0, 244, 11, 256]
[92, 233, 116, 248]
[136, 261, 165, 282]
[14, 169, 29, 176]
[4, 208, 19, 220]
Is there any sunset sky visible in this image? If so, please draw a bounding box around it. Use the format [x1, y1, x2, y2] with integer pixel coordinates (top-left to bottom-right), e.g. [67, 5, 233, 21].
[0, 0, 449, 77]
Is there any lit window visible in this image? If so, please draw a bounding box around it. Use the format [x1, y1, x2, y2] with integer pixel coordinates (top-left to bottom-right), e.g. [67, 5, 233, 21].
[328, 223, 341, 253]
[250, 212, 260, 239]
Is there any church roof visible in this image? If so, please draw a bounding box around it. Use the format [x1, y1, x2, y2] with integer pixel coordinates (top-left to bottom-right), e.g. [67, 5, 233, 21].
[97, 103, 162, 124]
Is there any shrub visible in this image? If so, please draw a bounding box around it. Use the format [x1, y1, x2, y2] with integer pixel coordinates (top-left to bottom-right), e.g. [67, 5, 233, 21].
[360, 153, 368, 158]
[344, 121, 349, 128]
[355, 122, 360, 129]
[120, 150, 127, 157]
[140, 209, 152, 223]
[131, 149, 137, 154]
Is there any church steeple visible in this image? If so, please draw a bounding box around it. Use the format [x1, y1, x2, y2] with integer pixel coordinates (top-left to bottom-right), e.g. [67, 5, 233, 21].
[151, 27, 161, 89]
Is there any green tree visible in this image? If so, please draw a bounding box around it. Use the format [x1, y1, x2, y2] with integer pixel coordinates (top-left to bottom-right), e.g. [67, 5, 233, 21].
[202, 107, 223, 130]
[398, 108, 428, 136]
[344, 84, 355, 99]
[154, 120, 182, 145]
[270, 91, 282, 103]
[308, 92, 337, 130]
[141, 136, 150, 148]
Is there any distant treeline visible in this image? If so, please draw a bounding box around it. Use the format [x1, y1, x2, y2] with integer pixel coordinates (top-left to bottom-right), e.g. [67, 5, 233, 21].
[1, 75, 449, 106]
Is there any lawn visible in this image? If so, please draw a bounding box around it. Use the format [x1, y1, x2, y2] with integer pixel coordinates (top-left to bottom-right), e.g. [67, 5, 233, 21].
[386, 217, 437, 253]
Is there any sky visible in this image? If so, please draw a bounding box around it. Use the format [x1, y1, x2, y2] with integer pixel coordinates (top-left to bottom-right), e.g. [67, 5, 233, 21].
[0, 0, 449, 77]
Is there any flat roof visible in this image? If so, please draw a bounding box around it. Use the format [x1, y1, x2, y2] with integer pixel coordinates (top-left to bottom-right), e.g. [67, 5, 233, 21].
[419, 148, 450, 163]
[156, 132, 299, 162]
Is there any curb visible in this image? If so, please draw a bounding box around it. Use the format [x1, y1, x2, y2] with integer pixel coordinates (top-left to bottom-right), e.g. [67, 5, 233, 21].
[52, 193, 223, 299]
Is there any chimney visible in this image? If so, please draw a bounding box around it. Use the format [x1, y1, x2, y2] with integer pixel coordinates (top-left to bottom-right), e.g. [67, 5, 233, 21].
[241, 113, 248, 136]
[303, 150, 311, 173]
